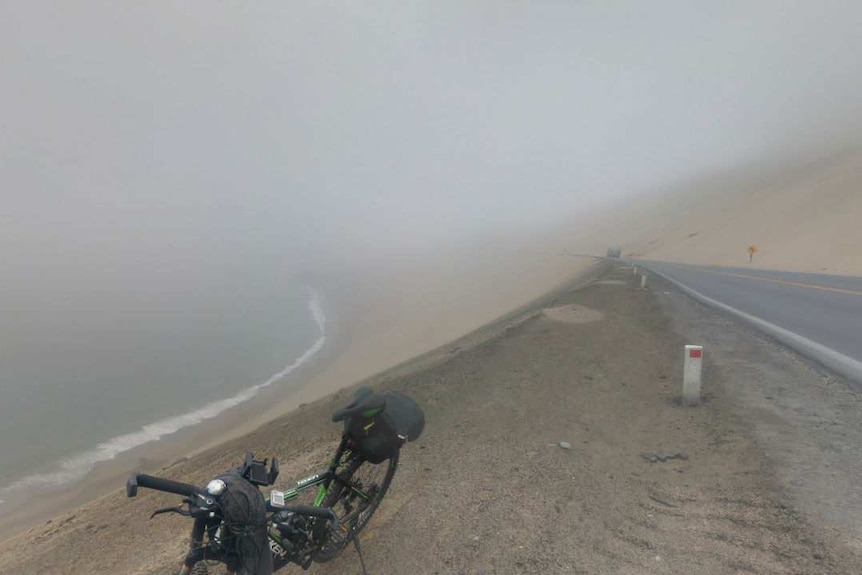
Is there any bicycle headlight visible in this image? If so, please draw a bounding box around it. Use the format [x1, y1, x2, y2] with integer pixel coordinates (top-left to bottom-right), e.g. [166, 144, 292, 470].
[206, 478, 226, 496]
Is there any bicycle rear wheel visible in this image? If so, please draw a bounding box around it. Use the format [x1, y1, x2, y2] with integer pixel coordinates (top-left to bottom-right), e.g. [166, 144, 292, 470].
[312, 449, 398, 562]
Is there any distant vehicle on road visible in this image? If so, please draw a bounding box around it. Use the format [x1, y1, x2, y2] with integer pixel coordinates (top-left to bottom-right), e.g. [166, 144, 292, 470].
[606, 248, 622, 258]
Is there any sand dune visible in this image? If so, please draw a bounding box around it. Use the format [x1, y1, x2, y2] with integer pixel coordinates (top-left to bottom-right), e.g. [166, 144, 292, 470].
[569, 151, 862, 275]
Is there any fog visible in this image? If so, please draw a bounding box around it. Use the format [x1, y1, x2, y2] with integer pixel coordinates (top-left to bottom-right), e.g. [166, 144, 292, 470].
[3, 1, 862, 304]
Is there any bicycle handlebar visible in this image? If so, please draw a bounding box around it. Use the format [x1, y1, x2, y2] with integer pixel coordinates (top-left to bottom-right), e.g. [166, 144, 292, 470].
[127, 473, 202, 498]
[127, 471, 338, 527]
[128, 474, 335, 520]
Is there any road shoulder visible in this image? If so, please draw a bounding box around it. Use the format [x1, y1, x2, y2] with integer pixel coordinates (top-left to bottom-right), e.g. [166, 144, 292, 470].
[651, 269, 862, 562]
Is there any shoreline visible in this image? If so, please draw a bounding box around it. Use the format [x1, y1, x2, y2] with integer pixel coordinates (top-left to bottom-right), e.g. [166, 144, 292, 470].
[0, 257, 601, 544]
[0, 288, 341, 542]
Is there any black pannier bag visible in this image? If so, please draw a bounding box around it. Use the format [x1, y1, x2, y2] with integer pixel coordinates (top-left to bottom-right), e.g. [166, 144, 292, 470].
[345, 392, 425, 464]
[215, 471, 273, 575]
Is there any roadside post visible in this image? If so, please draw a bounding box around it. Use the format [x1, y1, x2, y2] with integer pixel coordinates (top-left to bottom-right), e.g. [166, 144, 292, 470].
[640, 273, 647, 289]
[683, 345, 703, 405]
[633, 266, 638, 275]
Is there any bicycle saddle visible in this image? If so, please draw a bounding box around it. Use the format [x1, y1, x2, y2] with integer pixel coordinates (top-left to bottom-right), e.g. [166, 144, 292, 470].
[331, 386, 387, 422]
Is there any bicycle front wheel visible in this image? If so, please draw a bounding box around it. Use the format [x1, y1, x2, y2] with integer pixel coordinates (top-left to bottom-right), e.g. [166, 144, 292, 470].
[312, 449, 399, 562]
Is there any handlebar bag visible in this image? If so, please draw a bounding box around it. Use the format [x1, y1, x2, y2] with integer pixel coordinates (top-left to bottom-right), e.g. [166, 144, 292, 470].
[345, 392, 425, 464]
[215, 471, 273, 575]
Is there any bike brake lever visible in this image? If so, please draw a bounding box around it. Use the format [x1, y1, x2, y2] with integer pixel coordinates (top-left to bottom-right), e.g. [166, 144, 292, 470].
[150, 505, 190, 519]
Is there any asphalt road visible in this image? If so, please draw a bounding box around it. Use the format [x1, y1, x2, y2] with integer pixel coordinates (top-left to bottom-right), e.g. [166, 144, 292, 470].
[632, 260, 862, 383]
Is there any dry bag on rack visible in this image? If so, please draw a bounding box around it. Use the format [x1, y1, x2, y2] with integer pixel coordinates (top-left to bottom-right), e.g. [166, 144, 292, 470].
[215, 471, 273, 575]
[345, 392, 425, 464]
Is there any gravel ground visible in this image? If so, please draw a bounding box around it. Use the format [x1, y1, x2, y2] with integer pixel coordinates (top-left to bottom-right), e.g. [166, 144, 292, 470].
[2, 264, 859, 574]
[649, 270, 862, 562]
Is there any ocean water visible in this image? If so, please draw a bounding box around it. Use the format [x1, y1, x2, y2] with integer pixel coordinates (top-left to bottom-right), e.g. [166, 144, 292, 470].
[0, 282, 327, 505]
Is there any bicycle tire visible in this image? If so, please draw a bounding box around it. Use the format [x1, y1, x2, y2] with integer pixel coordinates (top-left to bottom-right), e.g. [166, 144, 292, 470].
[189, 563, 209, 575]
[312, 449, 399, 562]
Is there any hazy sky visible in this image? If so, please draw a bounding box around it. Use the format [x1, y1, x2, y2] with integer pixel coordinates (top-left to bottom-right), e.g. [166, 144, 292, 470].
[3, 1, 862, 294]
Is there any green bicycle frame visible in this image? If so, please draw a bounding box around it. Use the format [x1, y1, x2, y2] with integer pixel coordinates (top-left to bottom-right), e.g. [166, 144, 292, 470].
[269, 434, 375, 509]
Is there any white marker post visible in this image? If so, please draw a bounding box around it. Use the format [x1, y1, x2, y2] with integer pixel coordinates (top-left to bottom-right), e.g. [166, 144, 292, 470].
[683, 345, 703, 405]
[640, 273, 648, 289]
[633, 266, 638, 275]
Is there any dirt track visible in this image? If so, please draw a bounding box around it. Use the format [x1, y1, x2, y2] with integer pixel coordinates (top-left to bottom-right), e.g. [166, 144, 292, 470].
[2, 265, 859, 574]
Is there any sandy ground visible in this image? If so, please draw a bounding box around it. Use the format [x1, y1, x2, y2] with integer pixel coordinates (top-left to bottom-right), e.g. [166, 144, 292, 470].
[3, 265, 859, 574]
[564, 150, 862, 275]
